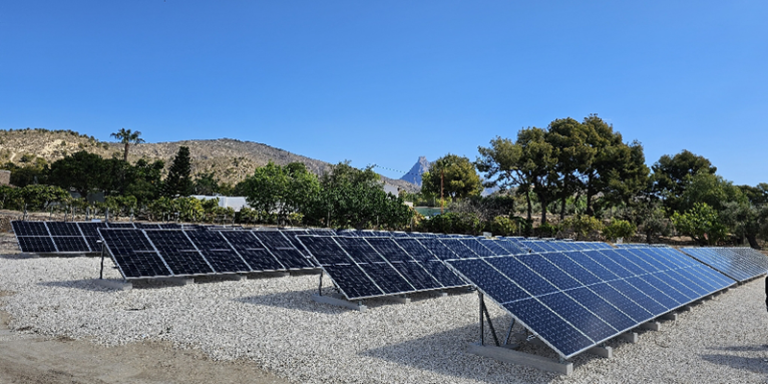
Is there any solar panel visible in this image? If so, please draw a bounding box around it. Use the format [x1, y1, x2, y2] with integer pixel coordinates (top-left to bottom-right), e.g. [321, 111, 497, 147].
[107, 222, 136, 228]
[99, 228, 172, 279]
[251, 231, 315, 270]
[145, 230, 214, 275]
[297, 235, 468, 301]
[220, 231, 286, 272]
[12, 221, 100, 254]
[444, 245, 735, 359]
[681, 247, 768, 282]
[186, 230, 252, 273]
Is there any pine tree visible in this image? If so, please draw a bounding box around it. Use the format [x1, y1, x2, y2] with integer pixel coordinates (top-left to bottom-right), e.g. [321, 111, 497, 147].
[163, 146, 193, 197]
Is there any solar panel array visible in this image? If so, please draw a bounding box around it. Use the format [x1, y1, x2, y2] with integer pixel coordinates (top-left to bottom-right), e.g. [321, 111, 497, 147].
[443, 243, 735, 359]
[297, 235, 468, 300]
[680, 247, 768, 282]
[11, 221, 253, 254]
[100, 228, 318, 279]
[12, 221, 106, 253]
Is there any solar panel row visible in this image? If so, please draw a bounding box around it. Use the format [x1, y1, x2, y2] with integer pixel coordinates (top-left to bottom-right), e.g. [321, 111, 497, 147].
[100, 229, 317, 279]
[297, 236, 468, 300]
[680, 247, 768, 282]
[444, 245, 735, 359]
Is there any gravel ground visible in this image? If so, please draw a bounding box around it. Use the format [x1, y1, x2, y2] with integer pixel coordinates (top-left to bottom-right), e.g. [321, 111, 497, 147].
[1, 250, 768, 383]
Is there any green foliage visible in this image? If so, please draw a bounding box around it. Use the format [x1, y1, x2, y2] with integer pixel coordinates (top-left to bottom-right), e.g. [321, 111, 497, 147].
[48, 151, 118, 197]
[0, 184, 69, 211]
[602, 219, 636, 241]
[162, 146, 194, 198]
[671, 202, 727, 245]
[193, 171, 221, 195]
[561, 214, 604, 240]
[651, 150, 717, 213]
[419, 212, 483, 235]
[422, 154, 482, 200]
[535, 222, 559, 238]
[304, 162, 412, 230]
[110, 128, 144, 162]
[1, 158, 49, 187]
[490, 215, 517, 236]
[239, 161, 320, 225]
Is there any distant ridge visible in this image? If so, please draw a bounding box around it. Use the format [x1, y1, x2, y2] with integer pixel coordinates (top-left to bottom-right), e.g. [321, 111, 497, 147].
[400, 156, 430, 186]
[0, 129, 419, 192]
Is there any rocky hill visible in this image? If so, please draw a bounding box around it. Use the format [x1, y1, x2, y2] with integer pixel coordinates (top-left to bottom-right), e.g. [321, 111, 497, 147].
[0, 128, 419, 192]
[400, 156, 430, 186]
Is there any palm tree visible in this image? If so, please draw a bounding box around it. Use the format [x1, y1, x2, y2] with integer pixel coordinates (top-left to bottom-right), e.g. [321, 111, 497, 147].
[110, 128, 145, 162]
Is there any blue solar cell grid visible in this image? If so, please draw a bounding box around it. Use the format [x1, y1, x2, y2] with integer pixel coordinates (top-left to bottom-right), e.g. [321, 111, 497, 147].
[444, 243, 736, 359]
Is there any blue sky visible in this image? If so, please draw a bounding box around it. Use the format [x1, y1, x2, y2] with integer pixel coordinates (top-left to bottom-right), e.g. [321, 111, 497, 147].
[2, 1, 766, 185]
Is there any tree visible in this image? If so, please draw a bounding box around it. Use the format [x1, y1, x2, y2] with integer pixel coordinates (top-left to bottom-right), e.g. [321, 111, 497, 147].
[124, 159, 165, 207]
[303, 162, 412, 230]
[48, 151, 111, 198]
[239, 161, 320, 224]
[422, 154, 482, 201]
[162, 146, 193, 198]
[110, 128, 145, 162]
[671, 202, 728, 245]
[651, 150, 717, 213]
[193, 171, 221, 195]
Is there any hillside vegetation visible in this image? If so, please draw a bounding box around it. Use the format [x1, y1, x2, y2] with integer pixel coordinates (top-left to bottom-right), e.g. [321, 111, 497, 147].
[0, 128, 417, 192]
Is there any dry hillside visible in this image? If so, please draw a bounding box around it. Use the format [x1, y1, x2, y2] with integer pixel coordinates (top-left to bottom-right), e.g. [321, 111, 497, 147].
[0, 128, 418, 192]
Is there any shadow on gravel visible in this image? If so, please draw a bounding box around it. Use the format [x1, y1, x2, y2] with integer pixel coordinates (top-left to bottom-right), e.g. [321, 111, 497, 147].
[235, 289, 349, 315]
[236, 287, 475, 315]
[358, 317, 593, 383]
[700, 353, 768, 374]
[710, 344, 768, 352]
[38, 280, 114, 292]
[0, 253, 37, 260]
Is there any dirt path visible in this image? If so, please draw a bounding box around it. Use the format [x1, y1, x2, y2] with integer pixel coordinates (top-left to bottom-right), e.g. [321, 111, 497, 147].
[0, 292, 289, 384]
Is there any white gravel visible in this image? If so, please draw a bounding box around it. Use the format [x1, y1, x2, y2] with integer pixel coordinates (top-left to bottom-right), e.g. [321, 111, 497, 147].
[2, 253, 768, 383]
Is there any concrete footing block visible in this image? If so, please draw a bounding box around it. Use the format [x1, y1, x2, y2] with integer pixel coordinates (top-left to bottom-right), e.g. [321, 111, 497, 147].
[620, 332, 639, 343]
[587, 345, 613, 358]
[661, 313, 678, 321]
[468, 342, 572, 376]
[247, 271, 289, 279]
[312, 294, 367, 312]
[93, 279, 132, 291]
[641, 321, 661, 331]
[390, 296, 411, 304]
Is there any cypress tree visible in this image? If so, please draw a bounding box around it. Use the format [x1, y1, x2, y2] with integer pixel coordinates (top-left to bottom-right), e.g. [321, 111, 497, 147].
[163, 146, 193, 197]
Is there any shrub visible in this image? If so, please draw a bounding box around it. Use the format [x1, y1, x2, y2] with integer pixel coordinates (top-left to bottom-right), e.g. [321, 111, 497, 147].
[490, 215, 517, 236]
[561, 214, 604, 240]
[602, 219, 636, 241]
[419, 212, 483, 235]
[536, 222, 559, 237]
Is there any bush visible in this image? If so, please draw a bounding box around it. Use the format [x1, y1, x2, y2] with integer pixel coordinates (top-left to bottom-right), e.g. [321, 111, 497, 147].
[561, 214, 604, 240]
[535, 222, 559, 237]
[419, 212, 483, 235]
[490, 215, 517, 236]
[602, 219, 636, 241]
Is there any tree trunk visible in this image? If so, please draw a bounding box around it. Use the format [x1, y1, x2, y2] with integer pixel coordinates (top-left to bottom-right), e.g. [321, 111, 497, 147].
[747, 233, 761, 250]
[123, 143, 129, 162]
[560, 195, 567, 221]
[540, 195, 548, 225]
[585, 174, 594, 216]
[525, 190, 532, 223]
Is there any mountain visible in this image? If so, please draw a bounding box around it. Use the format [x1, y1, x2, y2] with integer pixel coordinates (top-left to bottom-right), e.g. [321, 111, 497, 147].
[400, 156, 430, 186]
[0, 128, 419, 192]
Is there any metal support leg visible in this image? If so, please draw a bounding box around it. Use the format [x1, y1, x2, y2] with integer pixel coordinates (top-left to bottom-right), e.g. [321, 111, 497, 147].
[99, 242, 105, 280]
[479, 292, 484, 345]
[504, 319, 516, 345]
[482, 299, 500, 347]
[318, 272, 323, 296]
[478, 292, 500, 347]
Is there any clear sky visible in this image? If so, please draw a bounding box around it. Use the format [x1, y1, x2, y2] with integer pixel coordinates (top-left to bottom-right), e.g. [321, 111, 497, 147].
[2, 1, 766, 185]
